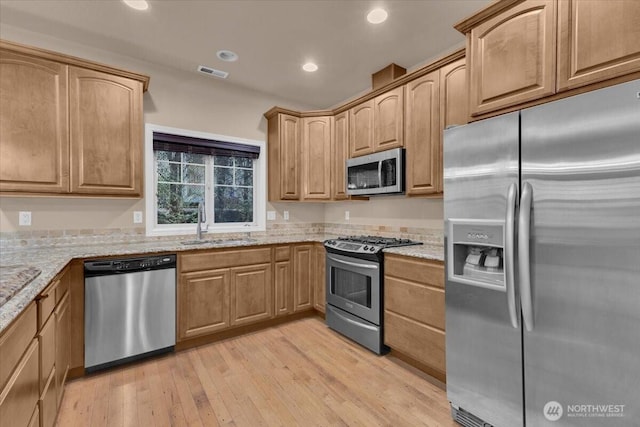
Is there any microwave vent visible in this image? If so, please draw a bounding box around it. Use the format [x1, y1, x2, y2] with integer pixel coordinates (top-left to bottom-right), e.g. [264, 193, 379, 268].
[197, 65, 229, 79]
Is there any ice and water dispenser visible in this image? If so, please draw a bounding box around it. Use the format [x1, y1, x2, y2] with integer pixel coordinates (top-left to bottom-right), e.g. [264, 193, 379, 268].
[447, 219, 506, 291]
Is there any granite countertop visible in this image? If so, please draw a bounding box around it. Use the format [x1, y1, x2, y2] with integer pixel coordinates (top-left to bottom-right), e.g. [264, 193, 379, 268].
[0, 234, 443, 334]
[383, 244, 444, 261]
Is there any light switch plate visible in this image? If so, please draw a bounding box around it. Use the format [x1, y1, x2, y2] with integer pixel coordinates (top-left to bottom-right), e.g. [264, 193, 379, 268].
[283, 211, 289, 221]
[133, 211, 143, 224]
[19, 211, 32, 226]
[267, 211, 276, 221]
[345, 211, 350, 221]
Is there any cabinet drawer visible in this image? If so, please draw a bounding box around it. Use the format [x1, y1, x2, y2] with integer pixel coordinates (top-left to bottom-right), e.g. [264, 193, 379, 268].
[180, 247, 271, 272]
[384, 311, 445, 375]
[38, 313, 56, 393]
[37, 279, 59, 329]
[385, 277, 445, 330]
[0, 339, 39, 427]
[0, 303, 37, 390]
[384, 255, 444, 288]
[55, 267, 70, 304]
[274, 246, 291, 262]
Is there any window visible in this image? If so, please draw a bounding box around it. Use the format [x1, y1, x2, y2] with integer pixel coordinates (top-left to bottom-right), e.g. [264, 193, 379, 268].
[145, 124, 266, 236]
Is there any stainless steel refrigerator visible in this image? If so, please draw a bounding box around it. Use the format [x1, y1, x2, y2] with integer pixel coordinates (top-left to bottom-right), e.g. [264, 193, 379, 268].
[443, 79, 640, 427]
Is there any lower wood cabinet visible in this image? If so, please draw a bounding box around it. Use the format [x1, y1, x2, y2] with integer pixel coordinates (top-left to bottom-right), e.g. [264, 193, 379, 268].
[39, 368, 57, 427]
[54, 292, 70, 408]
[230, 263, 273, 326]
[274, 246, 293, 317]
[293, 245, 314, 312]
[178, 268, 231, 340]
[313, 244, 326, 313]
[384, 254, 446, 382]
[0, 338, 39, 427]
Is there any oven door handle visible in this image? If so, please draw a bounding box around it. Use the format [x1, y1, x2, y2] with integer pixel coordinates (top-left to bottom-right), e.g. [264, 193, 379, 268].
[327, 255, 379, 270]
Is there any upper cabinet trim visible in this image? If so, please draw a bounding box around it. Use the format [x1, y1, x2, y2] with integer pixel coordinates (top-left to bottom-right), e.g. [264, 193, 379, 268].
[0, 39, 150, 91]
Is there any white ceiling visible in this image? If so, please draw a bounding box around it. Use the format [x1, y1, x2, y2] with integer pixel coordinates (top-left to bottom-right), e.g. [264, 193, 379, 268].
[0, 0, 489, 109]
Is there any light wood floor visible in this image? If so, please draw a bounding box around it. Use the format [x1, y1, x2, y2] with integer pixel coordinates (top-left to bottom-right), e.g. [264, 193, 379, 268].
[58, 317, 457, 427]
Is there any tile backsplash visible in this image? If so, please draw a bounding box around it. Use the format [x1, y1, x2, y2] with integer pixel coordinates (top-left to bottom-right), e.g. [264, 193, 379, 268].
[0, 221, 442, 249]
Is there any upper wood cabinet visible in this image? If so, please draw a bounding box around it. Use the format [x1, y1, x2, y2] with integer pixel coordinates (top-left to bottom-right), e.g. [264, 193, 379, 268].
[69, 67, 143, 196]
[267, 113, 300, 201]
[301, 116, 332, 200]
[0, 51, 69, 194]
[331, 112, 349, 200]
[0, 40, 149, 197]
[458, 0, 640, 118]
[404, 70, 440, 196]
[465, 0, 556, 116]
[557, 0, 640, 91]
[440, 58, 468, 129]
[349, 100, 375, 157]
[373, 86, 404, 152]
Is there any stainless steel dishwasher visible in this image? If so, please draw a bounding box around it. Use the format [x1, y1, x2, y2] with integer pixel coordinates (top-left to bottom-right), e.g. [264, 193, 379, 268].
[84, 254, 176, 372]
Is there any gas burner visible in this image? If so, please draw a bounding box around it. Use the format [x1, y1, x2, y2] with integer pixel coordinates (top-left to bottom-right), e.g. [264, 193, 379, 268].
[324, 235, 423, 257]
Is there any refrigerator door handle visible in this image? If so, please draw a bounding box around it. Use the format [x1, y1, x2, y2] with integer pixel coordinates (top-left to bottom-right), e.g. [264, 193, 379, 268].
[519, 181, 534, 331]
[505, 182, 519, 329]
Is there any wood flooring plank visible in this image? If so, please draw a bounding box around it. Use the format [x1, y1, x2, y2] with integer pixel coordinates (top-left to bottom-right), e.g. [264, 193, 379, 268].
[57, 317, 457, 427]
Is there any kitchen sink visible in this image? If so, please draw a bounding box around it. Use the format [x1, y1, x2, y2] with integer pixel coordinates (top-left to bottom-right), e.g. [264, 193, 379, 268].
[180, 240, 209, 245]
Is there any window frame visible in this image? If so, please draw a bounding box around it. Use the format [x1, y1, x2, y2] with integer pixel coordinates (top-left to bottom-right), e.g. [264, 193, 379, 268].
[145, 123, 266, 236]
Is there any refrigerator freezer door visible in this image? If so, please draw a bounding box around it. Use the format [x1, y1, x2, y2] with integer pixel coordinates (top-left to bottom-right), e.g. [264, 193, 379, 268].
[521, 79, 640, 426]
[444, 112, 523, 427]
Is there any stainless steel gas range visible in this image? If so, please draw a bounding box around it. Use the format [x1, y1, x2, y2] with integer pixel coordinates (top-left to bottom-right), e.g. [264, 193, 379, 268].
[324, 236, 422, 354]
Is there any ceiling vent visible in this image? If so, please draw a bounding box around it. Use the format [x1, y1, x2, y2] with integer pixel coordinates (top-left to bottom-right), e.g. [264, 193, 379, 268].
[197, 65, 229, 79]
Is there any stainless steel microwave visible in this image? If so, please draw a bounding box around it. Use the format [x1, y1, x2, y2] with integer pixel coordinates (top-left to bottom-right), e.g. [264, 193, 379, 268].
[346, 148, 404, 196]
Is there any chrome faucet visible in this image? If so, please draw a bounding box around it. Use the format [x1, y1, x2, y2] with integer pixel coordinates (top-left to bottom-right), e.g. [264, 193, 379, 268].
[196, 201, 207, 240]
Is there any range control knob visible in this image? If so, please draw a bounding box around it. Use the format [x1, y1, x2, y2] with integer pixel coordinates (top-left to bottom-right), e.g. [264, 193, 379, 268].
[363, 245, 369, 251]
[370, 247, 375, 251]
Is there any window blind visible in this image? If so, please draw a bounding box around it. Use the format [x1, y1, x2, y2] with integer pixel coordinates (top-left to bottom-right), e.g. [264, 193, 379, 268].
[153, 132, 260, 159]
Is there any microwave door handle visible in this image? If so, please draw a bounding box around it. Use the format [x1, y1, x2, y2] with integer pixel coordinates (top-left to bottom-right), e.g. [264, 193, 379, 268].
[378, 161, 383, 187]
[327, 255, 378, 270]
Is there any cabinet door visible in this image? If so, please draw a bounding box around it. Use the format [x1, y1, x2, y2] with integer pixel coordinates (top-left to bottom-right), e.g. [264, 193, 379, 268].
[38, 313, 55, 394]
[230, 263, 273, 326]
[301, 116, 331, 200]
[331, 111, 349, 200]
[54, 293, 70, 409]
[293, 245, 314, 311]
[374, 86, 404, 152]
[557, 0, 640, 91]
[39, 368, 57, 427]
[0, 339, 39, 427]
[279, 114, 300, 200]
[178, 269, 230, 340]
[313, 245, 326, 313]
[274, 261, 292, 317]
[69, 66, 143, 196]
[349, 100, 374, 157]
[405, 71, 440, 195]
[468, 0, 556, 116]
[0, 50, 69, 194]
[440, 58, 468, 129]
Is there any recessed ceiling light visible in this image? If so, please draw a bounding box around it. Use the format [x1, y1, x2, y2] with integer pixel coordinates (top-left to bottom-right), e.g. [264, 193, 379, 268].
[217, 50, 238, 62]
[367, 8, 388, 24]
[302, 62, 318, 72]
[123, 0, 149, 11]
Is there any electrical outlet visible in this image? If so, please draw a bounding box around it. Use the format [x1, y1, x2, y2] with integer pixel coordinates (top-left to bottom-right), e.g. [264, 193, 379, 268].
[19, 211, 32, 226]
[283, 211, 290, 221]
[267, 211, 276, 221]
[345, 211, 350, 221]
[133, 211, 143, 224]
